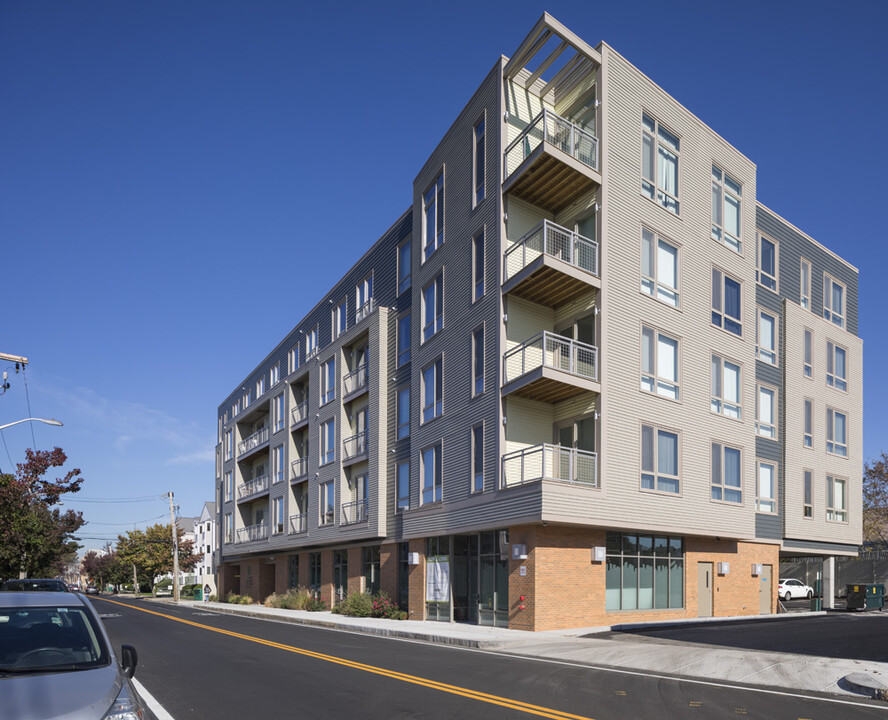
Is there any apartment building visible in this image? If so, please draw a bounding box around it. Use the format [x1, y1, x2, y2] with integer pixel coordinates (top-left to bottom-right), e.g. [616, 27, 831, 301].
[214, 14, 862, 630]
[194, 501, 217, 594]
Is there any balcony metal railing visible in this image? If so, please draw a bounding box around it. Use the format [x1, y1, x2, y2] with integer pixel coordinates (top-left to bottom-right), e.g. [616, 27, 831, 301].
[343, 431, 368, 460]
[343, 364, 368, 396]
[289, 513, 307, 534]
[236, 523, 268, 543]
[355, 298, 376, 324]
[502, 444, 598, 488]
[237, 426, 269, 456]
[503, 331, 598, 385]
[291, 457, 307, 479]
[504, 108, 599, 178]
[341, 499, 368, 525]
[504, 219, 599, 282]
[291, 401, 308, 425]
[238, 473, 269, 499]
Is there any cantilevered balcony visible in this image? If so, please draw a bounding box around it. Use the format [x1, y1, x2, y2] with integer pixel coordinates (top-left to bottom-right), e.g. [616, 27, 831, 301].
[236, 523, 268, 543]
[289, 513, 307, 535]
[291, 457, 307, 480]
[503, 219, 599, 305]
[342, 431, 368, 466]
[341, 499, 368, 526]
[503, 331, 599, 402]
[291, 401, 308, 428]
[502, 444, 598, 488]
[238, 473, 270, 501]
[503, 109, 600, 213]
[237, 426, 269, 458]
[343, 364, 368, 399]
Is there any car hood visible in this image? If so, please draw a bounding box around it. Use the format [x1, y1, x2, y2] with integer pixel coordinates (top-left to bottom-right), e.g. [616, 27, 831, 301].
[2, 664, 121, 720]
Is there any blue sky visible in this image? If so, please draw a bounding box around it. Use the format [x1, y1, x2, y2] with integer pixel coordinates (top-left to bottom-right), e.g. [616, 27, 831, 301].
[1, 1, 885, 552]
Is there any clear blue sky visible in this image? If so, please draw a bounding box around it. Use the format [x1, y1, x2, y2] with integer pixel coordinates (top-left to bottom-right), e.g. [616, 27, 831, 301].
[1, 0, 885, 552]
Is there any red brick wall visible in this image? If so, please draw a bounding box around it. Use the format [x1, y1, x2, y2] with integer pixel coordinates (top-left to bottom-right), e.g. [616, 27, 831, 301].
[319, 549, 333, 608]
[380, 543, 398, 599]
[348, 547, 363, 595]
[407, 538, 425, 621]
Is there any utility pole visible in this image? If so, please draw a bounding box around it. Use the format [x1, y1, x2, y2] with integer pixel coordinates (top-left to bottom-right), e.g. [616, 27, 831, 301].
[168, 492, 180, 603]
[132, 563, 138, 597]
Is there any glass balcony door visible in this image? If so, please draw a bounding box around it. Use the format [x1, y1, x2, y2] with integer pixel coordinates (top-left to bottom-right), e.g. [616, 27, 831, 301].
[555, 416, 596, 483]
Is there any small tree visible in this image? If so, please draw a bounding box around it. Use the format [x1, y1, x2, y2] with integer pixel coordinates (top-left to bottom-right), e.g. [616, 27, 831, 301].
[864, 452, 888, 546]
[116, 523, 199, 589]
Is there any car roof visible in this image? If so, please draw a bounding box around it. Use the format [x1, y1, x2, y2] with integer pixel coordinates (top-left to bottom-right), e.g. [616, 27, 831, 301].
[0, 591, 87, 609]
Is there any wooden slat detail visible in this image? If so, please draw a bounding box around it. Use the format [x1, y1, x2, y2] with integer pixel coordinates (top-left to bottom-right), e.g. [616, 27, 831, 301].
[507, 152, 598, 213]
[509, 377, 593, 404]
[507, 267, 594, 307]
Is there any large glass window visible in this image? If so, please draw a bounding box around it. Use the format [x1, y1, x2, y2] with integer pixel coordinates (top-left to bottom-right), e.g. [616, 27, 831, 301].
[396, 460, 410, 512]
[804, 328, 813, 378]
[473, 326, 484, 395]
[756, 462, 777, 514]
[712, 267, 742, 336]
[823, 274, 845, 329]
[355, 275, 373, 323]
[474, 117, 485, 205]
[272, 497, 284, 534]
[320, 419, 335, 466]
[319, 481, 334, 525]
[305, 326, 318, 360]
[472, 424, 484, 493]
[641, 228, 679, 307]
[605, 532, 684, 611]
[273, 393, 285, 433]
[320, 357, 335, 406]
[803, 469, 813, 518]
[273, 444, 284, 484]
[757, 234, 777, 290]
[827, 408, 848, 456]
[398, 313, 411, 366]
[422, 443, 442, 504]
[756, 385, 777, 439]
[224, 470, 233, 502]
[362, 546, 381, 594]
[756, 309, 777, 365]
[309, 553, 321, 598]
[712, 166, 742, 252]
[641, 424, 679, 494]
[397, 387, 410, 440]
[288, 555, 299, 588]
[641, 113, 680, 214]
[334, 298, 347, 338]
[711, 442, 742, 504]
[423, 174, 444, 260]
[422, 358, 443, 423]
[711, 355, 742, 419]
[641, 325, 679, 400]
[827, 476, 847, 522]
[422, 274, 443, 342]
[827, 341, 847, 391]
[398, 241, 411, 295]
[804, 398, 813, 448]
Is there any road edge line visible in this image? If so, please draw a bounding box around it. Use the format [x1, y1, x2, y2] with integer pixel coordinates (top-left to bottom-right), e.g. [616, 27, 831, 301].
[133, 677, 176, 720]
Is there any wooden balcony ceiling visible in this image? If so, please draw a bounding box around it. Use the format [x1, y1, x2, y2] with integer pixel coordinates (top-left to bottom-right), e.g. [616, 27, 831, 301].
[510, 376, 586, 404]
[508, 154, 597, 214]
[509, 265, 593, 307]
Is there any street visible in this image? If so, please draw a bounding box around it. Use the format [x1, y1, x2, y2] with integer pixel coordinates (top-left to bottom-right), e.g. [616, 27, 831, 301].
[94, 596, 888, 719]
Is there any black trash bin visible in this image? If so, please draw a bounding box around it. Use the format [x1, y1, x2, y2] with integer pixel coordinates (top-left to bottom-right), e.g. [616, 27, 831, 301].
[846, 584, 885, 611]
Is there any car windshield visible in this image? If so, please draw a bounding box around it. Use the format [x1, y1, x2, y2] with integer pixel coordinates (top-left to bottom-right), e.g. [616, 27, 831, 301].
[0, 605, 110, 673]
[2, 580, 67, 592]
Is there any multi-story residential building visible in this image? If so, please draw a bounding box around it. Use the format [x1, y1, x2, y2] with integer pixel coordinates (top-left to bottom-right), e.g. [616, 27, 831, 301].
[214, 14, 862, 630]
[194, 501, 217, 594]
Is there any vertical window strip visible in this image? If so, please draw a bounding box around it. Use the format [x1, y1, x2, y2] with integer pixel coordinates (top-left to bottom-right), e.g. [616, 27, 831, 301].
[803, 470, 813, 518]
[800, 259, 811, 310]
[712, 166, 742, 252]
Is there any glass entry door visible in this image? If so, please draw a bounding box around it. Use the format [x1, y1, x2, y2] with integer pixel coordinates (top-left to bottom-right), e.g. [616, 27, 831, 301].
[478, 531, 509, 627]
[452, 535, 479, 623]
[555, 417, 596, 484]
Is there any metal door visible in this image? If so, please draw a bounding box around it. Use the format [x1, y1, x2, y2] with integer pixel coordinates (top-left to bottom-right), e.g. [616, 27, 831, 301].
[697, 562, 713, 617]
[759, 564, 772, 614]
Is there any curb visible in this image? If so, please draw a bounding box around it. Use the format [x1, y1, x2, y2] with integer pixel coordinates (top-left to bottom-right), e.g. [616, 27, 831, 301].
[841, 673, 888, 701]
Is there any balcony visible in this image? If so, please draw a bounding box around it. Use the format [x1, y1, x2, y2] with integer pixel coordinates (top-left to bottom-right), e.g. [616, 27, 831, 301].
[503, 332, 599, 402]
[238, 473, 269, 500]
[291, 457, 308, 480]
[236, 523, 268, 543]
[237, 426, 269, 458]
[291, 400, 309, 428]
[343, 364, 368, 398]
[355, 298, 376, 324]
[343, 431, 369, 466]
[502, 444, 598, 488]
[503, 109, 600, 213]
[341, 499, 368, 526]
[503, 220, 599, 305]
[289, 513, 307, 535]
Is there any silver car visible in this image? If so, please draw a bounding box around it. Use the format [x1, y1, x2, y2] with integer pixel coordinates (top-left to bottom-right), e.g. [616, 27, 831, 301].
[0, 592, 157, 719]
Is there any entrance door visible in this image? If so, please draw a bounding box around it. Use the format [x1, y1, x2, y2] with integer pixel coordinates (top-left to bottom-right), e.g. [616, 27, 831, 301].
[759, 564, 772, 614]
[452, 535, 479, 623]
[478, 531, 509, 627]
[697, 562, 713, 617]
[556, 315, 596, 377]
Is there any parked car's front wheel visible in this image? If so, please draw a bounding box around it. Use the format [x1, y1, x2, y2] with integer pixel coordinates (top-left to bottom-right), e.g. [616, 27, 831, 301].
[807, 590, 813, 599]
[782, 592, 792, 601]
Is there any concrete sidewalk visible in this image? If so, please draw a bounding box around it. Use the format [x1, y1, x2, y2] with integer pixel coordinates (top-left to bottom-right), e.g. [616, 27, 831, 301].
[162, 598, 888, 700]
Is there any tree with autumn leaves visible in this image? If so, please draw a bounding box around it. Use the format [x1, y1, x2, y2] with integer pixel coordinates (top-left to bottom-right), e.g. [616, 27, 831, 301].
[864, 452, 888, 546]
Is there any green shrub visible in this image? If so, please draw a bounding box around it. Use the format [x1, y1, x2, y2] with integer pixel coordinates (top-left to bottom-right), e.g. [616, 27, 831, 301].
[208, 594, 218, 602]
[263, 586, 328, 611]
[337, 592, 374, 617]
[370, 591, 401, 619]
[225, 592, 253, 605]
[304, 597, 327, 612]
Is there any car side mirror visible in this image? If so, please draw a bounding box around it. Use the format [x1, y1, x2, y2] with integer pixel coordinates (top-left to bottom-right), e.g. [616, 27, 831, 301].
[120, 644, 138, 679]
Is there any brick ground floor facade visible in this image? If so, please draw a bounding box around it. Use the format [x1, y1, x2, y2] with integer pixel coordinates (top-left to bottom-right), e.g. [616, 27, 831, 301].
[218, 524, 781, 631]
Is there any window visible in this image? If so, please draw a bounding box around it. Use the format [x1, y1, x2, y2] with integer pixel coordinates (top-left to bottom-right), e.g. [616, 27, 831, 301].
[422, 273, 443, 342]
[309, 553, 321, 597]
[232, 401, 238, 418]
[242, 391, 250, 409]
[756, 309, 778, 365]
[319, 480, 334, 525]
[225, 513, 233, 544]
[422, 358, 443, 423]
[288, 555, 299, 588]
[472, 424, 484, 493]
[605, 532, 684, 611]
[396, 460, 410, 512]
[641, 113, 680, 214]
[473, 326, 484, 395]
[398, 242, 411, 295]
[356, 275, 373, 323]
[756, 461, 777, 514]
[804, 398, 813, 448]
[804, 328, 813, 378]
[711, 355, 742, 419]
[320, 419, 335, 465]
[256, 377, 266, 398]
[421, 443, 442, 504]
[756, 234, 777, 291]
[397, 313, 411, 366]
[641, 325, 679, 400]
[827, 341, 847, 391]
[756, 385, 777, 439]
[823, 274, 845, 329]
[803, 469, 813, 518]
[827, 476, 847, 522]
[712, 166, 742, 252]
[711, 442, 742, 504]
[362, 546, 381, 595]
[473, 231, 484, 300]
[473, 117, 485, 204]
[224, 429, 233, 460]
[711, 267, 742, 336]
[271, 365, 280, 386]
[423, 174, 444, 260]
[272, 497, 284, 534]
[305, 326, 318, 359]
[397, 387, 410, 440]
[273, 445, 284, 484]
[224, 470, 233, 502]
[826, 408, 848, 457]
[334, 299, 347, 338]
[640, 424, 679, 494]
[273, 393, 285, 433]
[641, 228, 679, 307]
[288, 347, 299, 374]
[320, 357, 335, 406]
[800, 258, 812, 310]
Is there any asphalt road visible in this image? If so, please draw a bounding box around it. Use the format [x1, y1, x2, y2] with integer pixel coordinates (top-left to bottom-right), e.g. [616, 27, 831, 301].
[93, 595, 888, 720]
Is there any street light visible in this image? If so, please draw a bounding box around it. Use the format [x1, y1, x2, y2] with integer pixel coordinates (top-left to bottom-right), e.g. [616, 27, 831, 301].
[0, 417, 63, 432]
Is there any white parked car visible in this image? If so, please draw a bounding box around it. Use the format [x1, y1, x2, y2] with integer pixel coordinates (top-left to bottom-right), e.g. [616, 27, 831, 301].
[778, 578, 814, 601]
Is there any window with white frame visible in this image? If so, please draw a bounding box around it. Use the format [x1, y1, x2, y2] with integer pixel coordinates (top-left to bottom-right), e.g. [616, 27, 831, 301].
[423, 174, 444, 260]
[273, 445, 284, 484]
[319, 480, 334, 525]
[273, 393, 285, 432]
[305, 327, 318, 359]
[225, 429, 233, 460]
[232, 401, 238, 417]
[641, 325, 679, 400]
[823, 273, 846, 329]
[756, 461, 777, 514]
[712, 166, 742, 252]
[398, 241, 411, 296]
[711, 267, 742, 336]
[320, 357, 335, 406]
[242, 391, 250, 409]
[224, 470, 233, 502]
[396, 460, 410, 512]
[827, 341, 847, 391]
[473, 326, 484, 395]
[272, 497, 284, 534]
[756, 234, 778, 291]
[640, 424, 679, 494]
[472, 424, 484, 493]
[641, 113, 680, 214]
[641, 228, 679, 307]
[804, 328, 813, 378]
[256, 377, 265, 398]
[288, 347, 299, 374]
[804, 398, 813, 448]
[474, 117, 485, 205]
[756, 309, 778, 365]
[320, 419, 335, 466]
[356, 275, 373, 322]
[756, 385, 777, 439]
[473, 231, 485, 301]
[334, 299, 347, 338]
[225, 513, 233, 543]
[711, 442, 742, 504]
[711, 355, 742, 419]
[398, 313, 411, 366]
[422, 358, 442, 423]
[421, 443, 442, 504]
[826, 408, 848, 457]
[397, 386, 410, 440]
[803, 469, 813, 518]
[422, 273, 443, 342]
[800, 258, 812, 310]
[271, 364, 279, 386]
[827, 476, 847, 522]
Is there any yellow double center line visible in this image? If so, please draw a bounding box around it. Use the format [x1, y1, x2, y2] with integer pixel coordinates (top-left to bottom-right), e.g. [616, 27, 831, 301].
[99, 597, 597, 720]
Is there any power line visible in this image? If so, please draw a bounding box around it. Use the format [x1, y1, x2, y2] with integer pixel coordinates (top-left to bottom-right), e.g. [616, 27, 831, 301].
[64, 494, 168, 504]
[0, 430, 12, 470]
[84, 514, 167, 526]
